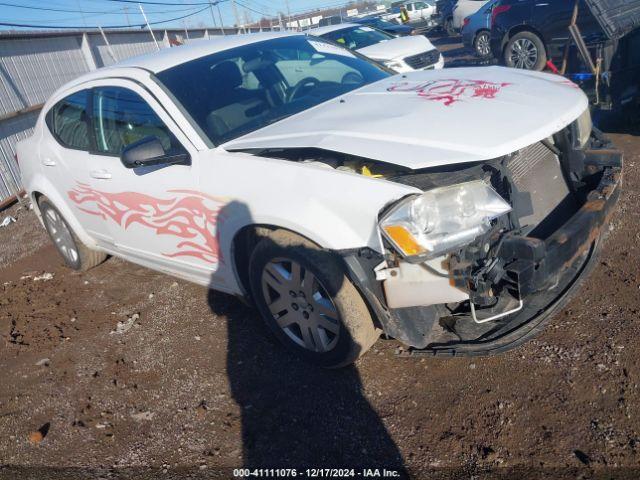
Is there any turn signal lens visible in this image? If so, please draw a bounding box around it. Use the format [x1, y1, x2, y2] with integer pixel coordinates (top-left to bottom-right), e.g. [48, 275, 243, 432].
[383, 225, 426, 256]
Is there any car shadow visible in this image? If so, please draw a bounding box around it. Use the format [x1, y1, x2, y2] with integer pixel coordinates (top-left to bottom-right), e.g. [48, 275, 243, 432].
[206, 200, 409, 474]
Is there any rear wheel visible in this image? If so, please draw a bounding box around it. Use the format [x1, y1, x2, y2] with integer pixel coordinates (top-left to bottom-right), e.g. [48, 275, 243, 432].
[474, 30, 491, 58]
[504, 31, 547, 71]
[248, 230, 379, 368]
[38, 197, 106, 271]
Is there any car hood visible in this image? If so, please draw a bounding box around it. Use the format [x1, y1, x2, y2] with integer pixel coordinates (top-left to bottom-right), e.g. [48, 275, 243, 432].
[222, 67, 589, 170]
[355, 34, 436, 61]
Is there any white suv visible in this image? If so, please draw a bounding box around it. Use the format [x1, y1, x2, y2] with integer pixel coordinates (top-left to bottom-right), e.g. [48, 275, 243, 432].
[18, 32, 621, 367]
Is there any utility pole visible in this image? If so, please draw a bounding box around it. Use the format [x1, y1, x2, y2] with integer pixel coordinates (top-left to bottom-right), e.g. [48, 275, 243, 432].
[231, 0, 241, 33]
[207, 1, 218, 29]
[139, 4, 160, 51]
[285, 0, 291, 27]
[123, 6, 131, 27]
[215, 3, 226, 35]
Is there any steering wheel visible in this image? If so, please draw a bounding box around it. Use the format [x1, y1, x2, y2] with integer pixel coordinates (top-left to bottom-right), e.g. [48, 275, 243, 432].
[287, 77, 320, 102]
[341, 71, 364, 86]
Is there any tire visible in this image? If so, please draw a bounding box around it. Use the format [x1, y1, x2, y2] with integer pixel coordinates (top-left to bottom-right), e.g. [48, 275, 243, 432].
[503, 31, 547, 71]
[444, 17, 456, 36]
[248, 230, 379, 368]
[38, 196, 107, 271]
[473, 30, 491, 58]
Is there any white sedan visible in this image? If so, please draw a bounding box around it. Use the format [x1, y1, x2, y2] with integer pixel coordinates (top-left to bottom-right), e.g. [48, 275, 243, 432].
[311, 23, 444, 72]
[18, 32, 621, 367]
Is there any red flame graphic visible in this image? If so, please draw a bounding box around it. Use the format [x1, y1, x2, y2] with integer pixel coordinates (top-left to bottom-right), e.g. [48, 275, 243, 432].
[387, 79, 512, 106]
[68, 183, 226, 264]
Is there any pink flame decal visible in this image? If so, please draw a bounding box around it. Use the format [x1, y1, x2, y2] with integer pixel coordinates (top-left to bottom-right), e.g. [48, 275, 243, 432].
[68, 183, 226, 264]
[387, 79, 512, 106]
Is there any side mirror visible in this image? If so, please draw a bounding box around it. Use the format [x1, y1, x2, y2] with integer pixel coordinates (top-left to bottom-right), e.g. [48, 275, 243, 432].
[120, 136, 190, 169]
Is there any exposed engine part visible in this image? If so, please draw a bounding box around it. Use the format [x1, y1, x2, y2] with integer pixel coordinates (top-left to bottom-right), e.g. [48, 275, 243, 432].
[245, 147, 408, 179]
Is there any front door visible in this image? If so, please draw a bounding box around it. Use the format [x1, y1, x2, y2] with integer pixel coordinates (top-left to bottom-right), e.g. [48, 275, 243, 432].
[77, 81, 219, 285]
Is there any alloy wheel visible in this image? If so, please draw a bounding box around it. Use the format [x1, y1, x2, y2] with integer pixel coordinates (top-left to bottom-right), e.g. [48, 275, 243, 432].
[509, 38, 538, 69]
[476, 32, 491, 57]
[261, 258, 340, 353]
[44, 207, 79, 265]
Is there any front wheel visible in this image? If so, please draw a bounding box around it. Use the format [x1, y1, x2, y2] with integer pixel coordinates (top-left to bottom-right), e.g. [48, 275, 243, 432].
[504, 31, 547, 71]
[474, 30, 492, 58]
[248, 230, 379, 368]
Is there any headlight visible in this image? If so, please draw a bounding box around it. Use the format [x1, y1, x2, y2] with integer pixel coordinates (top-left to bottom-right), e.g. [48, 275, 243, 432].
[380, 181, 512, 260]
[574, 107, 592, 149]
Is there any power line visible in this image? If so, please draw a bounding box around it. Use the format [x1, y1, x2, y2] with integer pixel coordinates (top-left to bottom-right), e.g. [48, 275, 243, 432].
[0, 5, 211, 29]
[5, 6, 204, 26]
[99, 0, 221, 5]
[0, 1, 197, 14]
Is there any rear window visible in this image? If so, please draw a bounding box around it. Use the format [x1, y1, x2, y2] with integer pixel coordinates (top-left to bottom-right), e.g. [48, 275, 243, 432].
[47, 90, 90, 150]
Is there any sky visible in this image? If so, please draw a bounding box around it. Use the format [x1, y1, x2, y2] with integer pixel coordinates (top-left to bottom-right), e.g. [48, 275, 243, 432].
[0, 0, 365, 31]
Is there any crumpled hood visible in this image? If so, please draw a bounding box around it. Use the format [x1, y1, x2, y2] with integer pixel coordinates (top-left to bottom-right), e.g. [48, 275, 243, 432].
[356, 34, 437, 61]
[223, 66, 589, 169]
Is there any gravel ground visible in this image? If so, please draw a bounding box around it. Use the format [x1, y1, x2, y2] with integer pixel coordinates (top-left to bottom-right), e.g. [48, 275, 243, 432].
[1, 39, 640, 480]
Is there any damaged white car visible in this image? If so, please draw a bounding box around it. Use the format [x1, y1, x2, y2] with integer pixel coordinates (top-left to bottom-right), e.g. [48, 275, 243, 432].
[18, 32, 622, 367]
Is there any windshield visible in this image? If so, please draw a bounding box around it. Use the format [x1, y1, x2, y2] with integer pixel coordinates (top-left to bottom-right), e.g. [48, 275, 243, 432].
[319, 26, 395, 50]
[155, 36, 390, 146]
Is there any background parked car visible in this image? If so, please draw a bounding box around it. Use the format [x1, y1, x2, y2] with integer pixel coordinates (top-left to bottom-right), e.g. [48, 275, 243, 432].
[312, 23, 444, 72]
[461, 0, 497, 57]
[353, 16, 417, 36]
[452, 0, 491, 30]
[403, 1, 437, 23]
[318, 16, 344, 27]
[490, 0, 604, 71]
[435, 0, 457, 35]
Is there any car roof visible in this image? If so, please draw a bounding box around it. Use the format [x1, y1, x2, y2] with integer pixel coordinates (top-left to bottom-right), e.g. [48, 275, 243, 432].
[309, 23, 361, 36]
[115, 31, 296, 74]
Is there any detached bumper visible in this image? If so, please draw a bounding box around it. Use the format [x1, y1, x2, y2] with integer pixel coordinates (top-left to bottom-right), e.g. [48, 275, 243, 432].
[499, 162, 622, 296]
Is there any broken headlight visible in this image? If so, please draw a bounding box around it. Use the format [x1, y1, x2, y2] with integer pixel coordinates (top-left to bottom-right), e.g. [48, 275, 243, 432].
[574, 107, 592, 149]
[380, 181, 512, 260]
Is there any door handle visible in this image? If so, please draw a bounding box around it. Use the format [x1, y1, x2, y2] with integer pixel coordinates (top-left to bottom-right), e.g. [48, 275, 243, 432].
[90, 169, 112, 180]
[42, 158, 56, 167]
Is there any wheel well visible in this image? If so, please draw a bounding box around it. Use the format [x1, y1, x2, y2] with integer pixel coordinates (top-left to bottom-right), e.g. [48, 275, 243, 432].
[231, 225, 322, 300]
[506, 25, 547, 55]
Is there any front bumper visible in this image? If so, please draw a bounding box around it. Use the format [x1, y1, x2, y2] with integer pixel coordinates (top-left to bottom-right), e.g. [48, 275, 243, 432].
[498, 163, 621, 297]
[343, 142, 622, 356]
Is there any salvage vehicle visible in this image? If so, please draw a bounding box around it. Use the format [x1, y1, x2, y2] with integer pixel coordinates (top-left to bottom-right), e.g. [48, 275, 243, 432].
[353, 16, 418, 37]
[312, 24, 444, 72]
[452, 0, 491, 31]
[490, 0, 640, 108]
[435, 0, 457, 35]
[17, 32, 622, 367]
[461, 0, 498, 58]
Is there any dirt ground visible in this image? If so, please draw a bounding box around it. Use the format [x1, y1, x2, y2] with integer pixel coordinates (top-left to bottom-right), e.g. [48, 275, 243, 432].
[2, 39, 640, 480]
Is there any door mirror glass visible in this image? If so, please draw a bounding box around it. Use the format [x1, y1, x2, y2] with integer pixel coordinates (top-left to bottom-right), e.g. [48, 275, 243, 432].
[120, 136, 190, 169]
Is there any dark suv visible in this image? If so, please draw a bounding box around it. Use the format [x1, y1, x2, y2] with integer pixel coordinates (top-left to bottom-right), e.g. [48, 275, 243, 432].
[490, 0, 604, 70]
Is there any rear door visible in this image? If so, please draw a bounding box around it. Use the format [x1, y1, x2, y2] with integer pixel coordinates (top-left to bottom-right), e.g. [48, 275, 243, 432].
[41, 89, 114, 247]
[83, 80, 212, 283]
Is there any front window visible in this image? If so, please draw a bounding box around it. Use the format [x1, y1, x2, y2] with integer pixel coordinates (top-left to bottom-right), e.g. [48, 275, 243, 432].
[155, 36, 391, 146]
[320, 26, 395, 50]
[91, 86, 182, 156]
